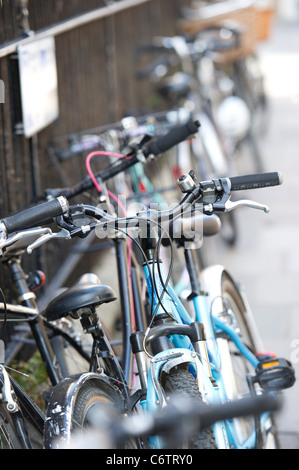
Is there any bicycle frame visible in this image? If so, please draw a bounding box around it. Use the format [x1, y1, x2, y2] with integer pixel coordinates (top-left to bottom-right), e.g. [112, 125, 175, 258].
[75, 140, 270, 448]
[2, 257, 66, 386]
[190, 262, 273, 449]
[138, 247, 270, 449]
[0, 255, 91, 448]
[117, 131, 272, 447]
[0, 338, 45, 448]
[138, 256, 229, 449]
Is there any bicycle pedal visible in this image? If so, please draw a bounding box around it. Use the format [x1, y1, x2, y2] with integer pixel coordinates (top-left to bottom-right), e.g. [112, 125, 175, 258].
[253, 357, 296, 391]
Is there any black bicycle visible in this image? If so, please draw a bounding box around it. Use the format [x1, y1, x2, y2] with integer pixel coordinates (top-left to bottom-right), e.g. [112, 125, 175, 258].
[0, 120, 200, 449]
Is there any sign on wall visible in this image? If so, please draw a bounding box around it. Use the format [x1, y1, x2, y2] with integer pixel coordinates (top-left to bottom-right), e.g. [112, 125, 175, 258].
[18, 36, 59, 138]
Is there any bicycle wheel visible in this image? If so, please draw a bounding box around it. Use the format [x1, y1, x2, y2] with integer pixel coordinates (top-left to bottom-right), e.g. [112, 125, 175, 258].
[216, 272, 279, 448]
[218, 212, 238, 247]
[73, 382, 140, 449]
[44, 374, 135, 449]
[159, 364, 217, 449]
[234, 55, 268, 137]
[49, 322, 90, 377]
[72, 381, 121, 429]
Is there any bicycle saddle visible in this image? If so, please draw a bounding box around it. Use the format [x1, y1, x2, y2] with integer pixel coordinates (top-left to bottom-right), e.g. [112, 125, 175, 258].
[157, 72, 196, 100]
[45, 273, 117, 321]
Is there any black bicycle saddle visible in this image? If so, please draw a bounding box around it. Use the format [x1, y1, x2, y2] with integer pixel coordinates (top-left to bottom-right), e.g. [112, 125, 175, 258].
[157, 72, 196, 100]
[45, 273, 117, 321]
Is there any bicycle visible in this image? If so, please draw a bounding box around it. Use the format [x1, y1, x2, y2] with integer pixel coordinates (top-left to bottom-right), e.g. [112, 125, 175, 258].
[38, 163, 294, 448]
[41, 117, 295, 449]
[0, 199, 137, 449]
[2, 119, 292, 449]
[134, 30, 245, 245]
[179, 1, 269, 165]
[136, 16, 269, 181]
[0, 120, 201, 449]
[0, 194, 107, 448]
[46, 109, 223, 284]
[64, 392, 281, 449]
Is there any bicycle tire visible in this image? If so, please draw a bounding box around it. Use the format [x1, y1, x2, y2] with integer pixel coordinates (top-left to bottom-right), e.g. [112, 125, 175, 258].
[235, 55, 268, 137]
[50, 334, 90, 378]
[48, 320, 91, 378]
[72, 381, 137, 449]
[159, 365, 217, 449]
[217, 272, 279, 448]
[44, 373, 131, 449]
[218, 212, 238, 247]
[243, 130, 265, 174]
[72, 381, 121, 429]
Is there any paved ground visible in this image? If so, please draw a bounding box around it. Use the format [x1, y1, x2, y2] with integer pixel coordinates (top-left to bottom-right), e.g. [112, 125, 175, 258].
[213, 18, 299, 449]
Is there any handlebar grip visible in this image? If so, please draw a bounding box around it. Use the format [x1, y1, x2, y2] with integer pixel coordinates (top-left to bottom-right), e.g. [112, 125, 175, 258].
[228, 172, 283, 191]
[1, 197, 69, 234]
[144, 119, 200, 157]
[198, 394, 280, 430]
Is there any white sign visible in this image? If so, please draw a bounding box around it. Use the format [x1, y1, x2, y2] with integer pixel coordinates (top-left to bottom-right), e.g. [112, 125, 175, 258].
[18, 36, 59, 138]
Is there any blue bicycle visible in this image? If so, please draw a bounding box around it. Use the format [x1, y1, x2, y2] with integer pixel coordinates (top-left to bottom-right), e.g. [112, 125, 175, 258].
[4, 121, 292, 449]
[40, 163, 294, 448]
[125, 169, 293, 449]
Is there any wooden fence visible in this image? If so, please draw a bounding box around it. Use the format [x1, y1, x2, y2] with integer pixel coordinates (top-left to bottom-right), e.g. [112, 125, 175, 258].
[0, 0, 189, 346]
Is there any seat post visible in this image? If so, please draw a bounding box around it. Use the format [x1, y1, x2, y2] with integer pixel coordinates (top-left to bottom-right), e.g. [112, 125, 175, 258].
[79, 308, 130, 399]
[8, 257, 37, 309]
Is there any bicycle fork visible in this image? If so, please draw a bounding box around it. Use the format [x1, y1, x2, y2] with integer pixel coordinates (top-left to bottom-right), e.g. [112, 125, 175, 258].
[129, 340, 229, 449]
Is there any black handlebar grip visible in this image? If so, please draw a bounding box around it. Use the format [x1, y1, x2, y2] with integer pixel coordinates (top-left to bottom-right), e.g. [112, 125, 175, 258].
[198, 394, 280, 430]
[228, 172, 283, 191]
[144, 119, 200, 157]
[1, 197, 69, 234]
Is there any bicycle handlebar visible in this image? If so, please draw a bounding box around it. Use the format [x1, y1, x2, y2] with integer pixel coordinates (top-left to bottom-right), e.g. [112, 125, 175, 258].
[190, 24, 241, 52]
[81, 171, 282, 229]
[0, 170, 283, 253]
[0, 197, 69, 235]
[45, 119, 200, 200]
[88, 393, 280, 448]
[144, 119, 200, 157]
[228, 172, 283, 191]
[135, 26, 241, 80]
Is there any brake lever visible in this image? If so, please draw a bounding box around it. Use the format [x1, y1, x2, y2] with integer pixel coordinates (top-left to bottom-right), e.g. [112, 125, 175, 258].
[27, 228, 71, 254]
[224, 199, 270, 213]
[204, 198, 269, 214]
[201, 177, 270, 214]
[0, 227, 53, 255]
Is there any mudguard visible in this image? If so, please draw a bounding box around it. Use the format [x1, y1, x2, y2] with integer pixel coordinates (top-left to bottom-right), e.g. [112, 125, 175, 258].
[43, 372, 123, 449]
[200, 264, 264, 352]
